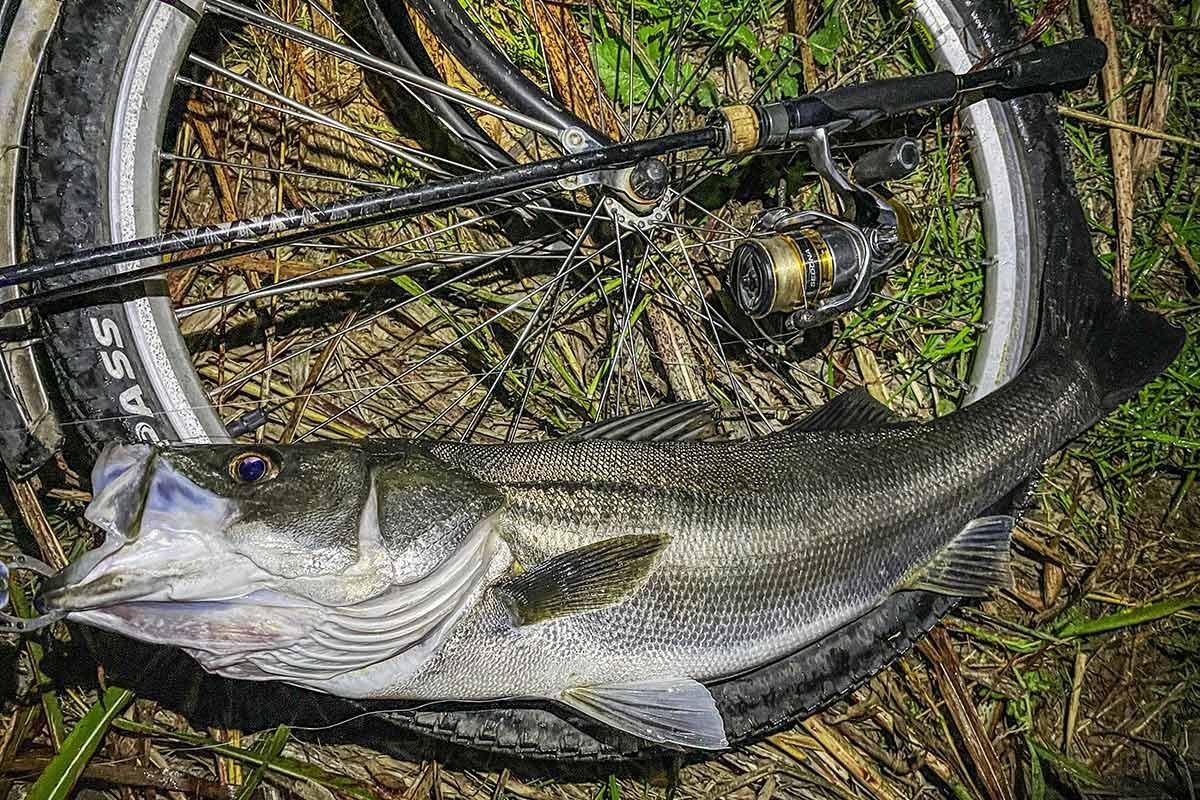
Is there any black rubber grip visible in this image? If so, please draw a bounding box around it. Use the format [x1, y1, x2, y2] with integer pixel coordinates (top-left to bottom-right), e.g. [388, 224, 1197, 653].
[1001, 37, 1107, 91]
[751, 71, 960, 146]
[851, 137, 921, 187]
[821, 71, 960, 118]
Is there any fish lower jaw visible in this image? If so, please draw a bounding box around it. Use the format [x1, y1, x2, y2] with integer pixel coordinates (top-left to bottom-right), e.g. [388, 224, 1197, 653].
[40, 528, 276, 612]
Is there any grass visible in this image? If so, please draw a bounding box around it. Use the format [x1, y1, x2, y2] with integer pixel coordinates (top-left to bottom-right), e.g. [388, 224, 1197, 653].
[2, 0, 1199, 796]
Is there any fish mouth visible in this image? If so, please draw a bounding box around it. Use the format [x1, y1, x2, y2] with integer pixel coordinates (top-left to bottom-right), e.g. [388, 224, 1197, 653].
[39, 443, 275, 615]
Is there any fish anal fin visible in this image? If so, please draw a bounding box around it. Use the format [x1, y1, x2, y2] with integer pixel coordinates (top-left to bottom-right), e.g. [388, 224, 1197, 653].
[791, 387, 905, 432]
[903, 515, 1015, 597]
[493, 534, 670, 625]
[559, 678, 728, 750]
[567, 401, 719, 442]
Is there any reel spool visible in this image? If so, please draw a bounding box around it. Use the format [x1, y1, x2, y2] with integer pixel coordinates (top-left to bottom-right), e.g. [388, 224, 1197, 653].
[728, 215, 871, 319]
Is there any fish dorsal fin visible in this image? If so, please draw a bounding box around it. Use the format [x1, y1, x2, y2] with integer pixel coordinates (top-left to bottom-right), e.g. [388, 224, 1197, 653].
[902, 515, 1015, 597]
[493, 534, 670, 625]
[790, 387, 903, 432]
[566, 401, 719, 442]
[559, 678, 728, 750]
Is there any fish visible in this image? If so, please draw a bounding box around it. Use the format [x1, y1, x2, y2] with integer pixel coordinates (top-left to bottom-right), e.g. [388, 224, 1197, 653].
[38, 246, 1183, 751]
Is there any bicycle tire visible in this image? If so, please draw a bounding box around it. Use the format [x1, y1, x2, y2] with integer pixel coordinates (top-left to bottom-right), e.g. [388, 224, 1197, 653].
[23, 0, 1078, 762]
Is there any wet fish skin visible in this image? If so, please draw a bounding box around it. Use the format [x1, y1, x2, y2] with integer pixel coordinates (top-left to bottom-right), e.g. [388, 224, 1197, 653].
[37, 248, 1184, 750]
[394, 350, 1097, 704]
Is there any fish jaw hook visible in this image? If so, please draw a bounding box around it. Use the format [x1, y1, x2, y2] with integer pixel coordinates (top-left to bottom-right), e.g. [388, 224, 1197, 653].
[0, 553, 67, 634]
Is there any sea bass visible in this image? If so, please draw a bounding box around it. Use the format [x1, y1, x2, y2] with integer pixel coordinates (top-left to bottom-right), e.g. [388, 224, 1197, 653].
[39, 253, 1182, 750]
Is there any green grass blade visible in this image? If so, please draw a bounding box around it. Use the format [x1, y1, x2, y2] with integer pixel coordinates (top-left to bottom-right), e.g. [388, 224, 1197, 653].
[110, 718, 376, 800]
[7, 582, 66, 749]
[1026, 738, 1045, 800]
[1057, 597, 1199, 638]
[27, 686, 133, 800]
[235, 724, 290, 800]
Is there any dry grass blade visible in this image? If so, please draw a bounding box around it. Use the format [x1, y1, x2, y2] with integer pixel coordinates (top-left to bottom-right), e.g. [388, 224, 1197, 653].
[1159, 218, 1200, 282]
[281, 310, 360, 442]
[1063, 650, 1088, 753]
[800, 717, 904, 800]
[644, 300, 707, 401]
[186, 97, 240, 221]
[918, 628, 1013, 800]
[0, 707, 41, 799]
[853, 345, 886, 404]
[523, 0, 621, 138]
[5, 757, 249, 799]
[1055, 105, 1200, 148]
[5, 475, 67, 570]
[408, 12, 525, 154]
[1084, 0, 1133, 298]
[1131, 56, 1171, 186]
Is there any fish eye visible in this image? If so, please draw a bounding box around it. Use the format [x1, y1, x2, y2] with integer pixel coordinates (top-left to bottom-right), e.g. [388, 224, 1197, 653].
[229, 451, 276, 484]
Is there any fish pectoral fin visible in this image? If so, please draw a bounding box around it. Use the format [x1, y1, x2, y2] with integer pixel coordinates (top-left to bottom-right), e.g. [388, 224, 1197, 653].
[559, 678, 728, 751]
[493, 534, 670, 625]
[565, 401, 719, 442]
[789, 387, 908, 432]
[903, 515, 1015, 597]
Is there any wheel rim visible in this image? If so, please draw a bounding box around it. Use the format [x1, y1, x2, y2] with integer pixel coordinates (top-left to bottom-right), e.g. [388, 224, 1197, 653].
[100, 0, 1037, 447]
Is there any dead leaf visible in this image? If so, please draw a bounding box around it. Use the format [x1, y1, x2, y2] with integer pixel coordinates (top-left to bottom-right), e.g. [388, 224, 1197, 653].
[1086, 0, 1133, 298]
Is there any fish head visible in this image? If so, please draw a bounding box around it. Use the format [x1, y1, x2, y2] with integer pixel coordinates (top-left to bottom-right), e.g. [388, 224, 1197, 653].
[40, 440, 382, 616]
[37, 441, 499, 693]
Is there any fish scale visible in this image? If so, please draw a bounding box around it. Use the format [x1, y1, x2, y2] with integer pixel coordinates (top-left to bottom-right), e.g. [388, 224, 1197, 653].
[381, 352, 1093, 709]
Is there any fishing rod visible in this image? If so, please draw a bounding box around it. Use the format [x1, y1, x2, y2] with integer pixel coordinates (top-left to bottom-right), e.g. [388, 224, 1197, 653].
[0, 37, 1105, 318]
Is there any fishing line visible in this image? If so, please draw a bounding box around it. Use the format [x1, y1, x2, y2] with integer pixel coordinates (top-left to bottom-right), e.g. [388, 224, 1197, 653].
[284, 696, 535, 733]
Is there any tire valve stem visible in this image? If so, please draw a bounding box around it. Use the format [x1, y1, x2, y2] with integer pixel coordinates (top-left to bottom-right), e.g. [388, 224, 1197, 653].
[225, 406, 272, 438]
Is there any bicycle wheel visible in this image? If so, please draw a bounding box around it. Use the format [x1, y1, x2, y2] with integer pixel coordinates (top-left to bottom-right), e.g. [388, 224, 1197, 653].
[24, 0, 1079, 761]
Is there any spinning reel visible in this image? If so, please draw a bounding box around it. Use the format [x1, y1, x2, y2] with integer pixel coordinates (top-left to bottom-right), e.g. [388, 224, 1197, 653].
[722, 128, 921, 340]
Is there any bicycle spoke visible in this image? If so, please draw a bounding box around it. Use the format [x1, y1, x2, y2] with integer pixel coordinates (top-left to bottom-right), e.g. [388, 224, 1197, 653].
[174, 190, 573, 315]
[628, 0, 704, 133]
[459, 202, 607, 440]
[161, 153, 400, 191]
[183, 55, 462, 175]
[209, 246, 525, 398]
[595, 222, 652, 416]
[868, 291, 986, 331]
[667, 226, 763, 429]
[295, 242, 603, 441]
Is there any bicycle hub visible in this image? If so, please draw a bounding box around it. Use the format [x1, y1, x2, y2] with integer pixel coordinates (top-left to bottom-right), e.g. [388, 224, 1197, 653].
[728, 217, 870, 318]
[628, 158, 670, 203]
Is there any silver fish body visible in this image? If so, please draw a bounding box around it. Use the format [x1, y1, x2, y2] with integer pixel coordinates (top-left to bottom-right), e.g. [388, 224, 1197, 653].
[38, 257, 1183, 748]
[384, 351, 1096, 702]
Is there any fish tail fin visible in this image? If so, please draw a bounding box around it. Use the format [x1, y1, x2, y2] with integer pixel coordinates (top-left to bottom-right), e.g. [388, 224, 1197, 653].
[1038, 225, 1183, 413]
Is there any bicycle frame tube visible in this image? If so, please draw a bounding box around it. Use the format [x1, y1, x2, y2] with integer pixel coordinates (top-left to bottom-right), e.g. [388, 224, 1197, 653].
[399, 0, 611, 146]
